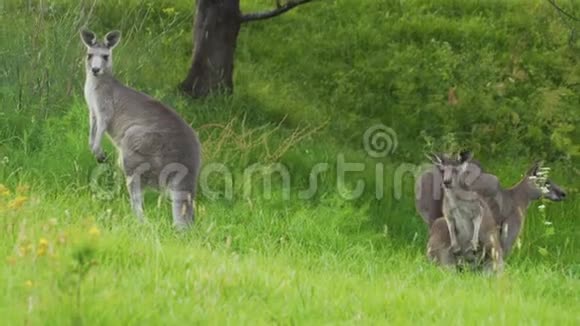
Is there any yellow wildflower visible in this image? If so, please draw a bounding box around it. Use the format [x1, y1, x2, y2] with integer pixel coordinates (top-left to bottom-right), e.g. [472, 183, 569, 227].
[0, 184, 10, 197]
[88, 226, 101, 238]
[37, 247, 47, 257]
[24, 280, 33, 288]
[7, 196, 28, 210]
[39, 238, 49, 247]
[37, 238, 49, 256]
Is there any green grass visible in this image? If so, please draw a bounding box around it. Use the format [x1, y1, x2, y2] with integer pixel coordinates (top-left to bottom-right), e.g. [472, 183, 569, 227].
[1, 0, 579, 324]
[1, 189, 579, 324]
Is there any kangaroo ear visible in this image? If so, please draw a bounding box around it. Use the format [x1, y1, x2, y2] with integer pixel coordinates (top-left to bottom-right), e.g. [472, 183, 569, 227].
[80, 29, 96, 48]
[526, 160, 542, 176]
[426, 152, 443, 165]
[104, 30, 121, 49]
[458, 150, 473, 163]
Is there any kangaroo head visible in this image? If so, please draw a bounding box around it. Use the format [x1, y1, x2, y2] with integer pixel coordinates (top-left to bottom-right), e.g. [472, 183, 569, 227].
[524, 161, 567, 202]
[80, 29, 121, 77]
[428, 150, 475, 190]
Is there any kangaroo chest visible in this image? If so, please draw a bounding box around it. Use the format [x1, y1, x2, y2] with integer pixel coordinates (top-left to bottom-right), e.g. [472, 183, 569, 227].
[448, 201, 480, 220]
[444, 189, 480, 217]
[84, 77, 124, 146]
[84, 78, 100, 112]
[84, 77, 115, 114]
[443, 190, 482, 240]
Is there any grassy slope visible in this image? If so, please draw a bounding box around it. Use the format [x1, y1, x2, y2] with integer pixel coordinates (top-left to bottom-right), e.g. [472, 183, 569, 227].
[1, 0, 579, 324]
[2, 192, 579, 324]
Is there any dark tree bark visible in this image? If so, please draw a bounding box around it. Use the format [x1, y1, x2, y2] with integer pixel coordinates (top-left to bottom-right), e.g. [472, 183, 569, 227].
[179, 0, 241, 98]
[180, 0, 315, 98]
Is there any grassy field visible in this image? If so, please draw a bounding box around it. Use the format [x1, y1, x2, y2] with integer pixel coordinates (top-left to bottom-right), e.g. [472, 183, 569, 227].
[1, 0, 579, 324]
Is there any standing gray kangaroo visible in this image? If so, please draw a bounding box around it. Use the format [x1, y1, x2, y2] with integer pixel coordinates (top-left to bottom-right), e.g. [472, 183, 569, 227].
[81, 29, 202, 230]
[426, 151, 503, 273]
[431, 151, 486, 254]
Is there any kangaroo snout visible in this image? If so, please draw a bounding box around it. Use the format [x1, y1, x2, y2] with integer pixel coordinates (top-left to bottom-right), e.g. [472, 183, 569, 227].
[553, 188, 567, 201]
[91, 67, 101, 76]
[443, 178, 452, 188]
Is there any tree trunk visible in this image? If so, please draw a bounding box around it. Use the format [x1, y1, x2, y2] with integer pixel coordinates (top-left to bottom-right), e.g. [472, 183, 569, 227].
[179, 0, 241, 98]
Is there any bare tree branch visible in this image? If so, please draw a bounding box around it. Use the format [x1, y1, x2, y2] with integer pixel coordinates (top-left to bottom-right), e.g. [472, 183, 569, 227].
[546, 0, 579, 45]
[241, 0, 315, 23]
[546, 0, 580, 22]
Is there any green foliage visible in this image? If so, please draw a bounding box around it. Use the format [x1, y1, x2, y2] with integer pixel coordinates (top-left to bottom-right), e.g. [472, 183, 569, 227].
[2, 0, 580, 160]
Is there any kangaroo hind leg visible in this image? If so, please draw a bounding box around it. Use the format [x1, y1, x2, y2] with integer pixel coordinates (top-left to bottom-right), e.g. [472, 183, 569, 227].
[127, 175, 145, 223]
[470, 213, 483, 252]
[171, 190, 194, 231]
[122, 153, 151, 223]
[445, 217, 460, 253]
[482, 233, 504, 275]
